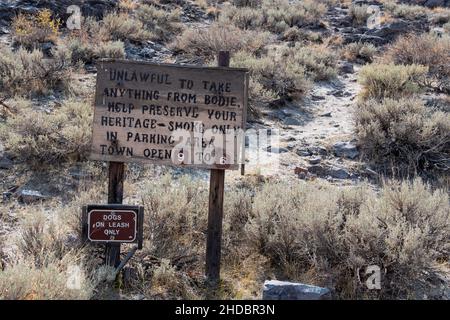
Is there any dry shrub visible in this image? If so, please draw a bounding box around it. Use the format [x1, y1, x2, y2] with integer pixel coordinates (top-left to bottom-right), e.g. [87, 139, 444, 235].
[12, 9, 61, 49]
[246, 179, 450, 298]
[136, 4, 183, 41]
[349, 3, 370, 25]
[0, 100, 92, 165]
[231, 50, 310, 108]
[170, 23, 271, 60]
[341, 42, 377, 63]
[220, 0, 327, 33]
[354, 98, 450, 174]
[358, 63, 427, 100]
[382, 33, 450, 93]
[382, 1, 430, 20]
[67, 38, 126, 65]
[98, 12, 154, 42]
[282, 27, 322, 43]
[280, 43, 338, 81]
[0, 46, 72, 97]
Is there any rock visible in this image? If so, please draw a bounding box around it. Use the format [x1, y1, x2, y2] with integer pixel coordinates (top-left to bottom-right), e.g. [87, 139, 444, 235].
[339, 62, 354, 74]
[283, 117, 302, 126]
[286, 142, 297, 150]
[294, 167, 308, 175]
[265, 146, 289, 154]
[0, 157, 13, 169]
[311, 95, 326, 101]
[333, 141, 359, 159]
[309, 156, 322, 165]
[328, 166, 351, 179]
[296, 148, 311, 157]
[17, 189, 49, 204]
[319, 112, 332, 117]
[263, 280, 331, 300]
[424, 0, 450, 8]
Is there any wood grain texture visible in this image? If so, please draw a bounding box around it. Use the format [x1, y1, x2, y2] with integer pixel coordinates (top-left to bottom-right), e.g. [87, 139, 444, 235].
[90, 60, 248, 170]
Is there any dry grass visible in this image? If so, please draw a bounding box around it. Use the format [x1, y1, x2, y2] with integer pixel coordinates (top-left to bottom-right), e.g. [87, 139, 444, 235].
[382, 33, 450, 93]
[67, 38, 126, 65]
[97, 12, 154, 43]
[1, 175, 448, 300]
[354, 98, 450, 174]
[0, 45, 73, 97]
[170, 23, 271, 60]
[0, 99, 92, 165]
[358, 63, 428, 100]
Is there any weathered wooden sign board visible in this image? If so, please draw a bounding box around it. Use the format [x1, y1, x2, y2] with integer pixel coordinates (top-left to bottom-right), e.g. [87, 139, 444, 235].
[82, 204, 144, 249]
[90, 60, 248, 170]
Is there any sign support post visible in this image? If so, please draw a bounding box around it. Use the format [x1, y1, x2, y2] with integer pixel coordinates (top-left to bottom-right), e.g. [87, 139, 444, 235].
[105, 161, 125, 267]
[205, 51, 229, 285]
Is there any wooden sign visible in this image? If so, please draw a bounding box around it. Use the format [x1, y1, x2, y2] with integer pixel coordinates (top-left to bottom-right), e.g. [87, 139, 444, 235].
[82, 204, 144, 249]
[90, 60, 249, 170]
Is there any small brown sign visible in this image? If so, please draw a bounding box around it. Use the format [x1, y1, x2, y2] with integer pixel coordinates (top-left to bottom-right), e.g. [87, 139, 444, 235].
[90, 60, 249, 170]
[88, 209, 136, 242]
[82, 205, 144, 248]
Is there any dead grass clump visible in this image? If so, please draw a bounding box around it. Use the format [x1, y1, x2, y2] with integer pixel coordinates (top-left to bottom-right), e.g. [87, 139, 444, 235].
[0, 100, 92, 165]
[382, 33, 450, 93]
[12, 9, 61, 49]
[354, 98, 450, 174]
[358, 63, 427, 100]
[0, 46, 73, 97]
[382, 1, 430, 20]
[170, 23, 271, 60]
[0, 259, 93, 300]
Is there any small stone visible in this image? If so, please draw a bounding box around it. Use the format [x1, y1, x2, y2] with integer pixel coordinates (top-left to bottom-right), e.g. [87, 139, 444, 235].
[17, 189, 49, 204]
[311, 95, 326, 101]
[309, 156, 322, 165]
[339, 62, 354, 74]
[265, 146, 289, 154]
[328, 166, 351, 179]
[263, 280, 331, 300]
[283, 117, 302, 126]
[296, 149, 311, 157]
[0, 157, 13, 169]
[333, 141, 359, 159]
[319, 112, 332, 117]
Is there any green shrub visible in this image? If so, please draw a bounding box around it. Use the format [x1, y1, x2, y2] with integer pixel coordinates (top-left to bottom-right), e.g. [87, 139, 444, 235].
[358, 63, 428, 100]
[354, 98, 450, 173]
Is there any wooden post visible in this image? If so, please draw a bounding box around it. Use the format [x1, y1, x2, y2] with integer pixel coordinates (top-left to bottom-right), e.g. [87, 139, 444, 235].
[205, 51, 229, 284]
[105, 161, 125, 268]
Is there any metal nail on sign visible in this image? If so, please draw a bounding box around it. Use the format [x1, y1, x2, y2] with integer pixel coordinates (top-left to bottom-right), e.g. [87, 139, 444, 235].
[82, 204, 144, 249]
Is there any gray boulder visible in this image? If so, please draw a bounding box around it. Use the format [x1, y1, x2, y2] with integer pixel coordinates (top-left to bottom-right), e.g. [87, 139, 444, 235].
[263, 280, 331, 300]
[333, 141, 359, 159]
